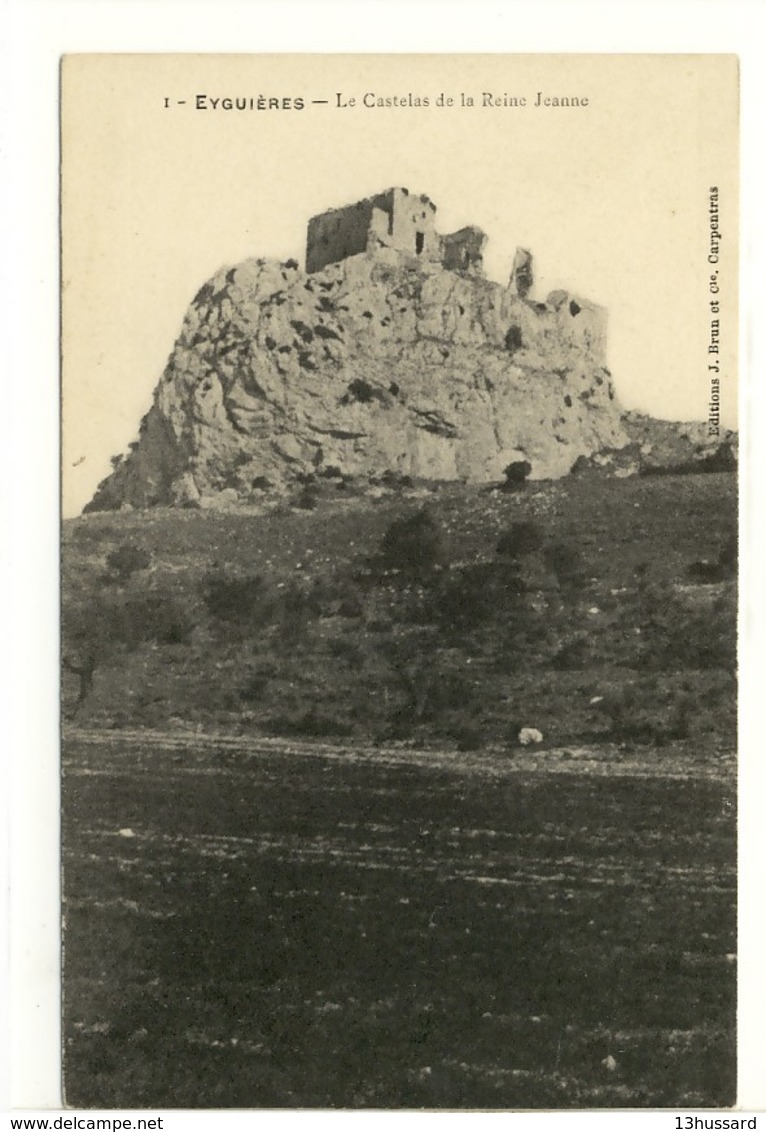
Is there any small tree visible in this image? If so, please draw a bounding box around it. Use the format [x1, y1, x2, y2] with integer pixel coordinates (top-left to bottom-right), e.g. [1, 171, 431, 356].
[62, 588, 193, 709]
[63, 595, 126, 706]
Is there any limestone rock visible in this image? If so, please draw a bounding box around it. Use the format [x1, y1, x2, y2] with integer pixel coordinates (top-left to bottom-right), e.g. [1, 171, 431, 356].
[86, 250, 629, 511]
[621, 412, 738, 474]
[170, 471, 201, 508]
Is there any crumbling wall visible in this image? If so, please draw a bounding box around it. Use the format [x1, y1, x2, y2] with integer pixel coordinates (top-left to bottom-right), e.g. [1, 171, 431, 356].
[441, 226, 487, 275]
[510, 247, 534, 297]
[306, 198, 379, 274]
[386, 188, 439, 261]
[307, 187, 440, 272]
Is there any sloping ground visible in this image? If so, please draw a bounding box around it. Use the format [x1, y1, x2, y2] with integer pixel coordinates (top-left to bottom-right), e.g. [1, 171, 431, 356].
[63, 473, 737, 751]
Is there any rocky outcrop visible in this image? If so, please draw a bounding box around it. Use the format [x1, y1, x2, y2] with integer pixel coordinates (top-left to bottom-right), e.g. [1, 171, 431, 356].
[87, 246, 629, 512]
[571, 412, 738, 478]
[622, 412, 738, 474]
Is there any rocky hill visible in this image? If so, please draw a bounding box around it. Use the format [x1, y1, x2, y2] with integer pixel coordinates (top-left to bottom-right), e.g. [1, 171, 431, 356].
[570, 412, 738, 479]
[86, 247, 629, 512]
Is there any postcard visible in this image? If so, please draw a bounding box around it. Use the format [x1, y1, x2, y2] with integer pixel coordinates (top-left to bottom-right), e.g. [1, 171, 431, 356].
[60, 53, 739, 1110]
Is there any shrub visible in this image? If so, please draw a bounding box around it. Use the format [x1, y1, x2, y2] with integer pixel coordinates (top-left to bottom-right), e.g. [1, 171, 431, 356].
[592, 684, 693, 745]
[202, 571, 275, 630]
[685, 530, 738, 584]
[238, 670, 271, 704]
[592, 686, 656, 743]
[504, 325, 524, 353]
[641, 591, 737, 673]
[337, 593, 364, 618]
[326, 637, 365, 665]
[265, 709, 354, 739]
[375, 636, 473, 726]
[377, 470, 414, 489]
[549, 633, 589, 670]
[342, 378, 387, 406]
[377, 507, 446, 580]
[496, 520, 544, 558]
[501, 460, 532, 491]
[686, 560, 728, 584]
[544, 542, 587, 595]
[295, 485, 319, 510]
[124, 592, 195, 646]
[66, 588, 193, 653]
[277, 582, 321, 648]
[450, 723, 485, 752]
[718, 532, 738, 577]
[432, 561, 525, 632]
[104, 542, 151, 582]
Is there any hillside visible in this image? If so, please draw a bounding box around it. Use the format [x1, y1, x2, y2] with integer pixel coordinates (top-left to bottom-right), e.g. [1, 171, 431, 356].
[63, 472, 737, 753]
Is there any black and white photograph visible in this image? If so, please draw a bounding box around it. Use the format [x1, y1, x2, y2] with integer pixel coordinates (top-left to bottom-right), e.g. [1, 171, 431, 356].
[57, 52, 740, 1110]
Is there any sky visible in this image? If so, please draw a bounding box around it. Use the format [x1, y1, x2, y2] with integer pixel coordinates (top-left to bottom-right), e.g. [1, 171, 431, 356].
[62, 53, 738, 516]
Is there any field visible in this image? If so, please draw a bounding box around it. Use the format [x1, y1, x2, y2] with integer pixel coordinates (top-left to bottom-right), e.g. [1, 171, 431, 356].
[63, 731, 736, 1109]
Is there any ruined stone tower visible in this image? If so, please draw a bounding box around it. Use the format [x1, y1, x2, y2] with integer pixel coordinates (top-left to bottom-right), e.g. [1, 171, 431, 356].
[306, 187, 487, 277]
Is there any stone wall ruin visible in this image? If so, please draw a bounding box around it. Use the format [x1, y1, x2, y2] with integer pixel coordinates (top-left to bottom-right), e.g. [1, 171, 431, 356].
[306, 188, 440, 274]
[440, 226, 487, 276]
[306, 187, 487, 277]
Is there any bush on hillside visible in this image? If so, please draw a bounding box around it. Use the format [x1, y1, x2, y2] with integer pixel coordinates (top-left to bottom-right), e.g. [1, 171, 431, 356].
[496, 521, 544, 558]
[544, 542, 587, 596]
[501, 460, 532, 491]
[450, 723, 485, 751]
[592, 683, 693, 744]
[104, 542, 151, 583]
[277, 581, 321, 648]
[431, 561, 526, 633]
[122, 591, 195, 647]
[549, 633, 589, 670]
[377, 507, 447, 580]
[238, 669, 272, 704]
[264, 709, 354, 739]
[202, 571, 275, 630]
[641, 591, 737, 673]
[718, 531, 737, 576]
[294, 484, 320, 510]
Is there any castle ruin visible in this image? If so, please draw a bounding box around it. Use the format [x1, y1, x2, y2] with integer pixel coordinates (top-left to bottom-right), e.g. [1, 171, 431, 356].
[306, 187, 488, 277]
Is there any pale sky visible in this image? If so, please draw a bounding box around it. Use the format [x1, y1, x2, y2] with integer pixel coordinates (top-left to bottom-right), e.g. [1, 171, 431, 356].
[62, 54, 738, 516]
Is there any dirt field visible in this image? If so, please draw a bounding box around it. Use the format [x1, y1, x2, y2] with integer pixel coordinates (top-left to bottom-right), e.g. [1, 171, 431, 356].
[62, 730, 736, 1109]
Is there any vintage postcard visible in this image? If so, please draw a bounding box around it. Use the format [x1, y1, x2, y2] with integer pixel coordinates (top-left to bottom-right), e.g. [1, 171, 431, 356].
[60, 54, 739, 1109]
